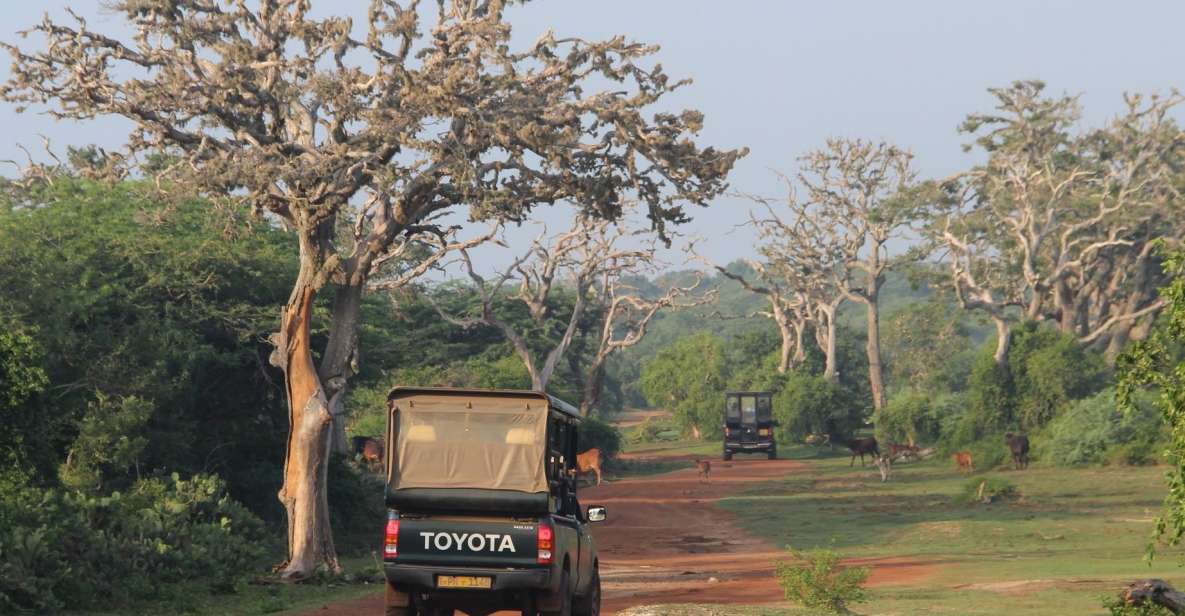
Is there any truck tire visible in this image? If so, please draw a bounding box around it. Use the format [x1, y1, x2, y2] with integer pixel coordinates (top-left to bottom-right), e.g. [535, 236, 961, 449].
[384, 582, 416, 616]
[574, 567, 601, 616]
[539, 569, 572, 616]
[767, 448, 777, 460]
[722, 450, 732, 461]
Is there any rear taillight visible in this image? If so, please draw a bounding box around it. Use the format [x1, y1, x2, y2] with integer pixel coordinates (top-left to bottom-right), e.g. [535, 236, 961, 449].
[537, 522, 554, 565]
[725, 427, 732, 437]
[384, 514, 400, 560]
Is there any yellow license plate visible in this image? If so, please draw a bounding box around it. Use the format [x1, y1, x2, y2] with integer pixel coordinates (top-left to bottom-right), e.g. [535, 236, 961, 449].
[437, 575, 493, 589]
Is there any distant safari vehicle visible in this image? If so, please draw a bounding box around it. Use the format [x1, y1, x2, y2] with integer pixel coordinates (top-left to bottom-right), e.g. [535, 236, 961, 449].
[381, 387, 605, 616]
[722, 391, 776, 461]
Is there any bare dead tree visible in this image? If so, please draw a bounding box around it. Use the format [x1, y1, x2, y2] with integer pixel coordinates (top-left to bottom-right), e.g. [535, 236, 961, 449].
[437, 214, 664, 392]
[928, 181, 1026, 366]
[705, 259, 809, 374]
[732, 183, 852, 382]
[0, 1, 743, 579]
[579, 274, 714, 416]
[741, 148, 920, 402]
[952, 81, 1184, 363]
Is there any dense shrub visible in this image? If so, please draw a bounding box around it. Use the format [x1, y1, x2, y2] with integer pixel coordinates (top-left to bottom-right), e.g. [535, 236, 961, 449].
[327, 458, 387, 555]
[775, 547, 869, 614]
[775, 373, 865, 443]
[876, 389, 940, 446]
[578, 416, 623, 461]
[625, 416, 681, 444]
[640, 332, 729, 438]
[0, 472, 269, 613]
[1045, 388, 1163, 466]
[963, 348, 1014, 438]
[968, 433, 1011, 470]
[940, 323, 1111, 459]
[1013, 326, 1109, 430]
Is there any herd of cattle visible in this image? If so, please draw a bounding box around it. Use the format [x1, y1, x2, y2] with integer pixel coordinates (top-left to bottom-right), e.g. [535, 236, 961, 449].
[350, 431, 1034, 485]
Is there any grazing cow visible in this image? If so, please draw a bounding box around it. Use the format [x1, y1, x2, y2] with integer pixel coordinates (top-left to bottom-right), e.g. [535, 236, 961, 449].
[695, 459, 712, 483]
[953, 451, 973, 473]
[1005, 433, 1030, 470]
[577, 448, 604, 486]
[887, 442, 921, 461]
[846, 437, 880, 467]
[351, 436, 384, 471]
[874, 454, 892, 483]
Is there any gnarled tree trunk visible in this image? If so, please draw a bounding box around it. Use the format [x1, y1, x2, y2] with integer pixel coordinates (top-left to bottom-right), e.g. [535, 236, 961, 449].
[580, 362, 607, 417]
[992, 317, 1011, 367]
[863, 292, 886, 410]
[818, 302, 840, 383]
[271, 231, 341, 581]
[321, 278, 364, 455]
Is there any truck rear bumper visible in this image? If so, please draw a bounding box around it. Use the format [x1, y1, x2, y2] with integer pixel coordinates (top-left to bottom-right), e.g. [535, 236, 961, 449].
[725, 441, 775, 450]
[384, 562, 551, 592]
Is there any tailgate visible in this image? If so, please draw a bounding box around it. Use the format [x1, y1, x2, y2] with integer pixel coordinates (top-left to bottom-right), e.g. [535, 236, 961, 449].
[396, 516, 539, 568]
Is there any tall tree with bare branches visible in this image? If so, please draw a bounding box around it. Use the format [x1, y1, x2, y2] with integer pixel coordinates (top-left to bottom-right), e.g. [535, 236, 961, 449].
[771, 142, 922, 407]
[438, 213, 701, 410]
[707, 259, 809, 374]
[938, 81, 1184, 364]
[0, 1, 742, 579]
[579, 272, 712, 416]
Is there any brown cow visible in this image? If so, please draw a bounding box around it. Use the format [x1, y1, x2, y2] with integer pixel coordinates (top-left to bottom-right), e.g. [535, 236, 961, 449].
[846, 437, 880, 467]
[577, 448, 603, 486]
[695, 459, 711, 483]
[351, 436, 384, 472]
[953, 451, 973, 473]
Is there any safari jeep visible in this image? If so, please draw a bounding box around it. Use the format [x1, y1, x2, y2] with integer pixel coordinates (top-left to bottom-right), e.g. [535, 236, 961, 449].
[722, 391, 776, 460]
[381, 387, 605, 616]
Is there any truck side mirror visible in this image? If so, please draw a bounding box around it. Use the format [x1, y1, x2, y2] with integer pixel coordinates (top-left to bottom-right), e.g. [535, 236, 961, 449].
[586, 506, 607, 523]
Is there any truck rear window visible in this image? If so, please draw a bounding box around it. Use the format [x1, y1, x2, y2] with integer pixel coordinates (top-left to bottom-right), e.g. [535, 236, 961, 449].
[389, 396, 548, 494]
[741, 396, 757, 424]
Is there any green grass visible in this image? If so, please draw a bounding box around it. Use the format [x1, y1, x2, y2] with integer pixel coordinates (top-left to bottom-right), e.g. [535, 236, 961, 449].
[74, 555, 386, 616]
[715, 457, 1185, 615]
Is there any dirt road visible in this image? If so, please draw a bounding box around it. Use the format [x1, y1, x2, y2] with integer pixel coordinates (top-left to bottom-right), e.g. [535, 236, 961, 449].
[587, 455, 798, 611]
[294, 455, 932, 615]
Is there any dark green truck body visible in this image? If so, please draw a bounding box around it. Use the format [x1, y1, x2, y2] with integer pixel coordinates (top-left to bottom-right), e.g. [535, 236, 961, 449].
[381, 387, 603, 616]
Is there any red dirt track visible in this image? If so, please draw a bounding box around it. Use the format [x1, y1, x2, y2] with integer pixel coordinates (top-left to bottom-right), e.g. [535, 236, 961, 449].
[294, 455, 934, 615]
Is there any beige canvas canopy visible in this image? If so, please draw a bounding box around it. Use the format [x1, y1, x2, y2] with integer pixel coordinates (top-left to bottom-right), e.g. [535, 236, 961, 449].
[387, 389, 555, 494]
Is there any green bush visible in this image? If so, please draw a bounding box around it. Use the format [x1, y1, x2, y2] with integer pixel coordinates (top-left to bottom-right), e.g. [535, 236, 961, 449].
[957, 476, 1019, 504]
[774, 547, 869, 614]
[640, 332, 729, 438]
[328, 457, 387, 555]
[963, 349, 1014, 437]
[1045, 388, 1162, 466]
[626, 416, 682, 444]
[775, 373, 865, 443]
[0, 472, 269, 613]
[876, 389, 940, 446]
[578, 416, 622, 461]
[1014, 328, 1109, 430]
[968, 434, 1011, 470]
[1103, 594, 1178, 615]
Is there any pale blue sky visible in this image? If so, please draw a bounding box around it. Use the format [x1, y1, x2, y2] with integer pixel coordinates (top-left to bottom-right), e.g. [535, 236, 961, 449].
[2, 1, 1183, 268]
